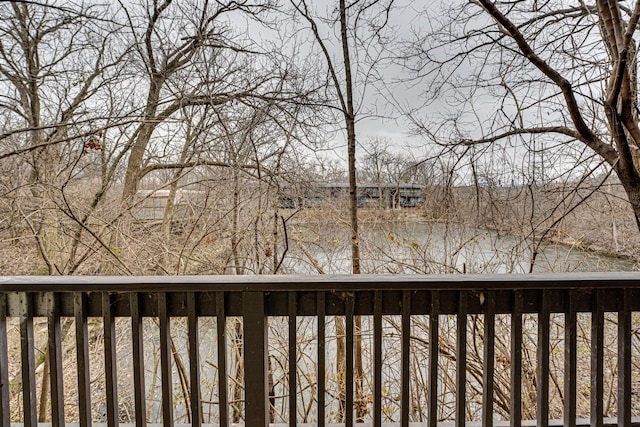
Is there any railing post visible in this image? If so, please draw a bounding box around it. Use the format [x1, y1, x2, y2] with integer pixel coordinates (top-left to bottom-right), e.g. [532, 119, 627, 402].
[130, 292, 147, 427]
[243, 291, 268, 427]
[345, 293, 354, 427]
[0, 294, 9, 427]
[428, 291, 440, 427]
[103, 292, 119, 427]
[216, 292, 229, 427]
[591, 289, 604, 427]
[75, 292, 92, 427]
[564, 290, 577, 427]
[482, 292, 496, 427]
[617, 288, 631, 427]
[19, 292, 36, 427]
[401, 290, 411, 427]
[537, 290, 550, 427]
[317, 291, 326, 427]
[48, 292, 65, 427]
[511, 291, 523, 427]
[187, 292, 202, 427]
[159, 292, 174, 427]
[456, 291, 468, 427]
[288, 291, 297, 427]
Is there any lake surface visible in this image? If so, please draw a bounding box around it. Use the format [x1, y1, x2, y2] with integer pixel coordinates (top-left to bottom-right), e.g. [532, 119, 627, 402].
[285, 221, 637, 274]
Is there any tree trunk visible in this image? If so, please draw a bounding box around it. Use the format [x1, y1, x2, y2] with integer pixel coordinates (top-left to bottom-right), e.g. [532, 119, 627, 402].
[620, 178, 640, 231]
[121, 76, 164, 204]
[339, 1, 366, 421]
[340, 0, 360, 276]
[231, 168, 244, 275]
[32, 144, 63, 275]
[159, 134, 191, 273]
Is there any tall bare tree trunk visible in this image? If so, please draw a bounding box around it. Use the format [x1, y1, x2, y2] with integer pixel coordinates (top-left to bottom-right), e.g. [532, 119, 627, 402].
[231, 168, 244, 275]
[159, 128, 193, 273]
[339, 0, 366, 421]
[340, 0, 360, 277]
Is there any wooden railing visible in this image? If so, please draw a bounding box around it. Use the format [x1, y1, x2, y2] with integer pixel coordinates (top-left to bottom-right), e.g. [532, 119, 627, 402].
[0, 273, 638, 427]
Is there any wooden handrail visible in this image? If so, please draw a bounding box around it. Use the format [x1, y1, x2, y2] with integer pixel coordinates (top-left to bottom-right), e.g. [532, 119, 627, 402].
[0, 274, 636, 426]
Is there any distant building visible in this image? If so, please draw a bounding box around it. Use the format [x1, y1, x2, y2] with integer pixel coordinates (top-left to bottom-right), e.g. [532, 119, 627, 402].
[133, 189, 203, 221]
[278, 182, 425, 209]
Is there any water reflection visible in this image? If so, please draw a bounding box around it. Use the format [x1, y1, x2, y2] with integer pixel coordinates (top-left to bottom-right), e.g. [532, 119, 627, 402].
[285, 221, 637, 274]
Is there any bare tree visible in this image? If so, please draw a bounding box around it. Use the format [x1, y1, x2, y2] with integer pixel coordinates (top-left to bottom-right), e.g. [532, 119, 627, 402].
[0, 2, 125, 274]
[114, 0, 277, 202]
[403, 0, 640, 232]
[288, 0, 395, 273]
[286, 0, 396, 422]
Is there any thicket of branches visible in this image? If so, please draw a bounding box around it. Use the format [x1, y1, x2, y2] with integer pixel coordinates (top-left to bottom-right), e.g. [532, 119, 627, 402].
[2, 1, 640, 424]
[2, 0, 640, 275]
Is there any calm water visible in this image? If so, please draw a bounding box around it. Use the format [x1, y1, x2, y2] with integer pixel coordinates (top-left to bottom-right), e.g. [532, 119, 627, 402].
[285, 221, 637, 274]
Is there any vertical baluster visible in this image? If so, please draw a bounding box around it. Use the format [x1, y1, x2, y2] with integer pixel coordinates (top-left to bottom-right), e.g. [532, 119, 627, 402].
[317, 291, 326, 427]
[48, 292, 65, 427]
[0, 294, 9, 427]
[456, 292, 468, 427]
[103, 293, 119, 427]
[289, 292, 297, 427]
[75, 292, 92, 427]
[564, 291, 577, 427]
[187, 292, 201, 427]
[511, 291, 523, 427]
[345, 294, 354, 427]
[216, 292, 229, 427]
[373, 291, 382, 427]
[428, 291, 440, 427]
[482, 292, 496, 427]
[618, 288, 631, 427]
[159, 292, 174, 427]
[537, 290, 550, 427]
[20, 292, 36, 427]
[591, 289, 604, 427]
[401, 291, 411, 427]
[243, 291, 268, 427]
[130, 293, 147, 427]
